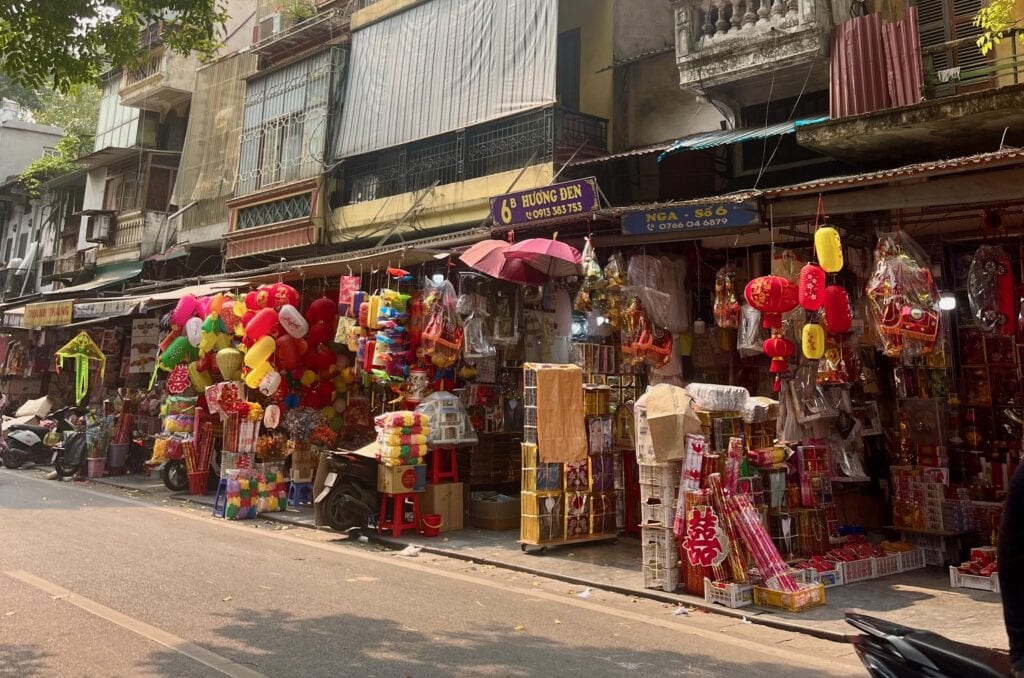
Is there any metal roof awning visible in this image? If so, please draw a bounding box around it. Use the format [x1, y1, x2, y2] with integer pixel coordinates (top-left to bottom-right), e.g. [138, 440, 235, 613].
[140, 280, 253, 309]
[42, 261, 143, 297]
[658, 117, 830, 161]
[569, 142, 672, 167]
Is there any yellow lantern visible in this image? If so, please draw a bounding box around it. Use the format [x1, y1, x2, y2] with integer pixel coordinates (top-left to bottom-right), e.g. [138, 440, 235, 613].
[244, 361, 272, 389]
[244, 335, 276, 369]
[802, 322, 825, 359]
[814, 226, 843, 273]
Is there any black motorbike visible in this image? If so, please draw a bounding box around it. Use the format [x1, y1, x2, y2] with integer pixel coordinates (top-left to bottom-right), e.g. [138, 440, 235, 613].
[51, 407, 90, 479]
[318, 450, 380, 532]
[847, 612, 1011, 677]
[2, 405, 84, 472]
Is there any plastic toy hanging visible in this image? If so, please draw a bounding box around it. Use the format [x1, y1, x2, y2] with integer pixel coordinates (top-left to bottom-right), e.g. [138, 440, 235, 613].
[713, 264, 741, 329]
[968, 244, 1016, 335]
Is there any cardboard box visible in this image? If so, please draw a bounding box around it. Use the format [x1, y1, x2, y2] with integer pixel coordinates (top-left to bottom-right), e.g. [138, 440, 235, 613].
[421, 482, 464, 532]
[377, 464, 426, 494]
[469, 492, 520, 530]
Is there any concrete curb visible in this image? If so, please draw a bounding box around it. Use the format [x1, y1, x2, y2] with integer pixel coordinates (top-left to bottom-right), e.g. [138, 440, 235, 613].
[169, 492, 854, 643]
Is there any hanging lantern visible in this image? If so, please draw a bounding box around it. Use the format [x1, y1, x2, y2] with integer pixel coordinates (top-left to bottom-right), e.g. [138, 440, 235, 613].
[815, 226, 844, 273]
[802, 322, 825, 359]
[744, 276, 798, 330]
[798, 264, 826, 311]
[762, 333, 795, 392]
[823, 286, 852, 334]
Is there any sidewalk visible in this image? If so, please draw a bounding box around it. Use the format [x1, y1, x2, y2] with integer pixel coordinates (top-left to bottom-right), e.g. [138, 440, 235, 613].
[145, 479, 1006, 649]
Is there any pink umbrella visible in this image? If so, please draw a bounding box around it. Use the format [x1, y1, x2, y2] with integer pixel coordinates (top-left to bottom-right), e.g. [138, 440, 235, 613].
[459, 239, 549, 285]
[504, 237, 581, 278]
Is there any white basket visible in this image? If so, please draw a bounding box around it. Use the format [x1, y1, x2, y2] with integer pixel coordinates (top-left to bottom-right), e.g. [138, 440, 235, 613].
[641, 526, 679, 570]
[638, 463, 682, 487]
[898, 548, 925, 572]
[703, 578, 754, 608]
[949, 566, 1000, 593]
[872, 554, 901, 579]
[639, 482, 677, 504]
[643, 561, 680, 592]
[640, 501, 678, 527]
[837, 558, 874, 584]
[922, 547, 946, 567]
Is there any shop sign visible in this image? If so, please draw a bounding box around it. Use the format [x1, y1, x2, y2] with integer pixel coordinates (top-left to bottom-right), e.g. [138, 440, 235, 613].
[490, 177, 600, 228]
[75, 298, 139, 320]
[23, 301, 73, 327]
[621, 200, 759, 236]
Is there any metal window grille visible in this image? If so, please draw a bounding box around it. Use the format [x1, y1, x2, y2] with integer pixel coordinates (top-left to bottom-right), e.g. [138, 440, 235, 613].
[236, 194, 313, 230]
[341, 107, 607, 205]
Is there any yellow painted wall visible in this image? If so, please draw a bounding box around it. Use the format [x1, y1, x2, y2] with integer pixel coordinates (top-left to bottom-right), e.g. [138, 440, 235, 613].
[559, 0, 615, 147]
[351, 0, 429, 30]
[993, 0, 1024, 87]
[331, 163, 555, 238]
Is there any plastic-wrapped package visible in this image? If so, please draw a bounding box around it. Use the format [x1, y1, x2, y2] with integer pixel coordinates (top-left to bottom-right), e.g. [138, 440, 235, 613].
[713, 264, 741, 329]
[419, 279, 463, 368]
[463, 315, 496, 358]
[685, 383, 750, 412]
[737, 305, 764, 356]
[968, 245, 1015, 335]
[864, 232, 940, 359]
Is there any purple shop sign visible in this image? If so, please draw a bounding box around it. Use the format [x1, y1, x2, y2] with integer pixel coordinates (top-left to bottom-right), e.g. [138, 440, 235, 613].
[490, 177, 600, 228]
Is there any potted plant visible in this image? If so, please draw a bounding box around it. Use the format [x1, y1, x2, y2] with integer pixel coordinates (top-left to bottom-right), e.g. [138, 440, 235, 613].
[86, 426, 110, 478]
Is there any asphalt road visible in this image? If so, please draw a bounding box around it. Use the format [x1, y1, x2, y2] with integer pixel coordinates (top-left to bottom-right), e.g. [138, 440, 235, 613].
[0, 470, 865, 677]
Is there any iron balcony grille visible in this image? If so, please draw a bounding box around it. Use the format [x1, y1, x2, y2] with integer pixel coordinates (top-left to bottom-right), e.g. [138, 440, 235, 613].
[341, 106, 607, 206]
[236, 194, 314, 230]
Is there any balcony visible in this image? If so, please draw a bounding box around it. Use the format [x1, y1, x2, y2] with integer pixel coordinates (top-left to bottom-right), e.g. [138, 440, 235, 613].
[96, 210, 166, 266]
[341, 106, 608, 205]
[797, 31, 1024, 163]
[119, 46, 195, 112]
[672, 0, 828, 104]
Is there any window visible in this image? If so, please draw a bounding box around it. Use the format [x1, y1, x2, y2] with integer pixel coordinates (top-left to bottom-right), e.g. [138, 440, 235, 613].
[41, 147, 59, 159]
[557, 29, 581, 112]
[145, 166, 176, 211]
[916, 0, 991, 95]
[17, 232, 28, 259]
[104, 170, 143, 212]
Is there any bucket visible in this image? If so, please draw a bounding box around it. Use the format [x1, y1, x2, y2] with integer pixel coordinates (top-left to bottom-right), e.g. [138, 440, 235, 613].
[420, 513, 443, 537]
[187, 471, 209, 495]
[86, 457, 106, 478]
[108, 443, 129, 469]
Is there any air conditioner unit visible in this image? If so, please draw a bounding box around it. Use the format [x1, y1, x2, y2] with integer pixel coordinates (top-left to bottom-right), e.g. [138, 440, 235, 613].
[257, 13, 282, 42]
[86, 213, 113, 244]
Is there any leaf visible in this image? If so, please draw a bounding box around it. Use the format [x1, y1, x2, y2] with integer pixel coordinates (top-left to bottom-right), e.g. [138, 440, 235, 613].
[222, 596, 232, 602]
[513, 624, 525, 631]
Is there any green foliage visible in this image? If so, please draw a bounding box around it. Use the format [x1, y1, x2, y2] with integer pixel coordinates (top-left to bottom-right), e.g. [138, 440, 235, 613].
[18, 135, 87, 196]
[0, 1, 229, 91]
[0, 72, 39, 108]
[974, 0, 1022, 56]
[283, 0, 317, 23]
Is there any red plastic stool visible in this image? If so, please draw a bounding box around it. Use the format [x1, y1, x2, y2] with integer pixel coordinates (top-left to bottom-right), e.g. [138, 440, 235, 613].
[377, 492, 420, 538]
[428, 447, 459, 484]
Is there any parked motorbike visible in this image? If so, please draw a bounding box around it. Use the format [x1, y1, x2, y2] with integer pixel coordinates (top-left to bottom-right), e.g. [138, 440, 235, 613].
[317, 449, 379, 532]
[51, 407, 90, 479]
[1, 420, 55, 469]
[847, 612, 1011, 677]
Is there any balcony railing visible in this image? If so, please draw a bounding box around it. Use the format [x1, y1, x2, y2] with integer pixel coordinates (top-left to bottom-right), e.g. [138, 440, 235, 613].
[922, 33, 1024, 99]
[113, 212, 145, 247]
[54, 251, 83, 277]
[341, 107, 608, 205]
[122, 48, 166, 89]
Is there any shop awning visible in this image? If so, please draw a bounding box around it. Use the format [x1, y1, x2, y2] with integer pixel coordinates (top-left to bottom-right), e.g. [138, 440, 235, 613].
[140, 280, 253, 309]
[73, 297, 145, 321]
[42, 262, 144, 297]
[658, 117, 830, 161]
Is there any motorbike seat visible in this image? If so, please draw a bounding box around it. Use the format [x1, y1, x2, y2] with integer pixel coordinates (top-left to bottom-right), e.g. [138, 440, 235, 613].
[904, 630, 1010, 678]
[9, 424, 50, 438]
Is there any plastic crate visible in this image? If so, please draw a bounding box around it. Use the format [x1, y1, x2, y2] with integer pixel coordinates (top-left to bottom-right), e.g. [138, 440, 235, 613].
[898, 548, 925, 572]
[872, 554, 901, 579]
[837, 558, 874, 584]
[753, 583, 826, 612]
[643, 561, 680, 592]
[815, 568, 844, 587]
[704, 578, 754, 608]
[638, 463, 682, 487]
[949, 566, 1000, 593]
[640, 501, 678, 527]
[639, 482, 676, 504]
[641, 526, 679, 570]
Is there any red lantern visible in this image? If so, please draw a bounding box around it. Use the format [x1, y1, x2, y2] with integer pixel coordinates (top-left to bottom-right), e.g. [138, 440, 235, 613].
[762, 333, 795, 392]
[245, 289, 264, 311]
[823, 286, 852, 334]
[307, 319, 332, 347]
[271, 283, 300, 309]
[744, 276, 798, 329]
[798, 264, 826, 312]
[276, 335, 302, 371]
[307, 297, 338, 325]
[244, 307, 279, 341]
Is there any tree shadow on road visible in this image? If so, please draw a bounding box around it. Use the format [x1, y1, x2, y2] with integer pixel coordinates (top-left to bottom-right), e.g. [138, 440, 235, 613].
[0, 644, 51, 676]
[135, 608, 852, 678]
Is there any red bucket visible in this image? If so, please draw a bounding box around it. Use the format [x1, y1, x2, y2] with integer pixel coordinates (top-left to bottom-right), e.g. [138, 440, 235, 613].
[187, 471, 209, 496]
[420, 513, 443, 537]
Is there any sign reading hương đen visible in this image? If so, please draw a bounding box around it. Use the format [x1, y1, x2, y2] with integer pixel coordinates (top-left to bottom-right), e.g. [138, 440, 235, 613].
[490, 177, 600, 228]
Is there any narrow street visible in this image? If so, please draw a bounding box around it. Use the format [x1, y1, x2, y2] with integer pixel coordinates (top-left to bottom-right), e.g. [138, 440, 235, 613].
[0, 470, 864, 677]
